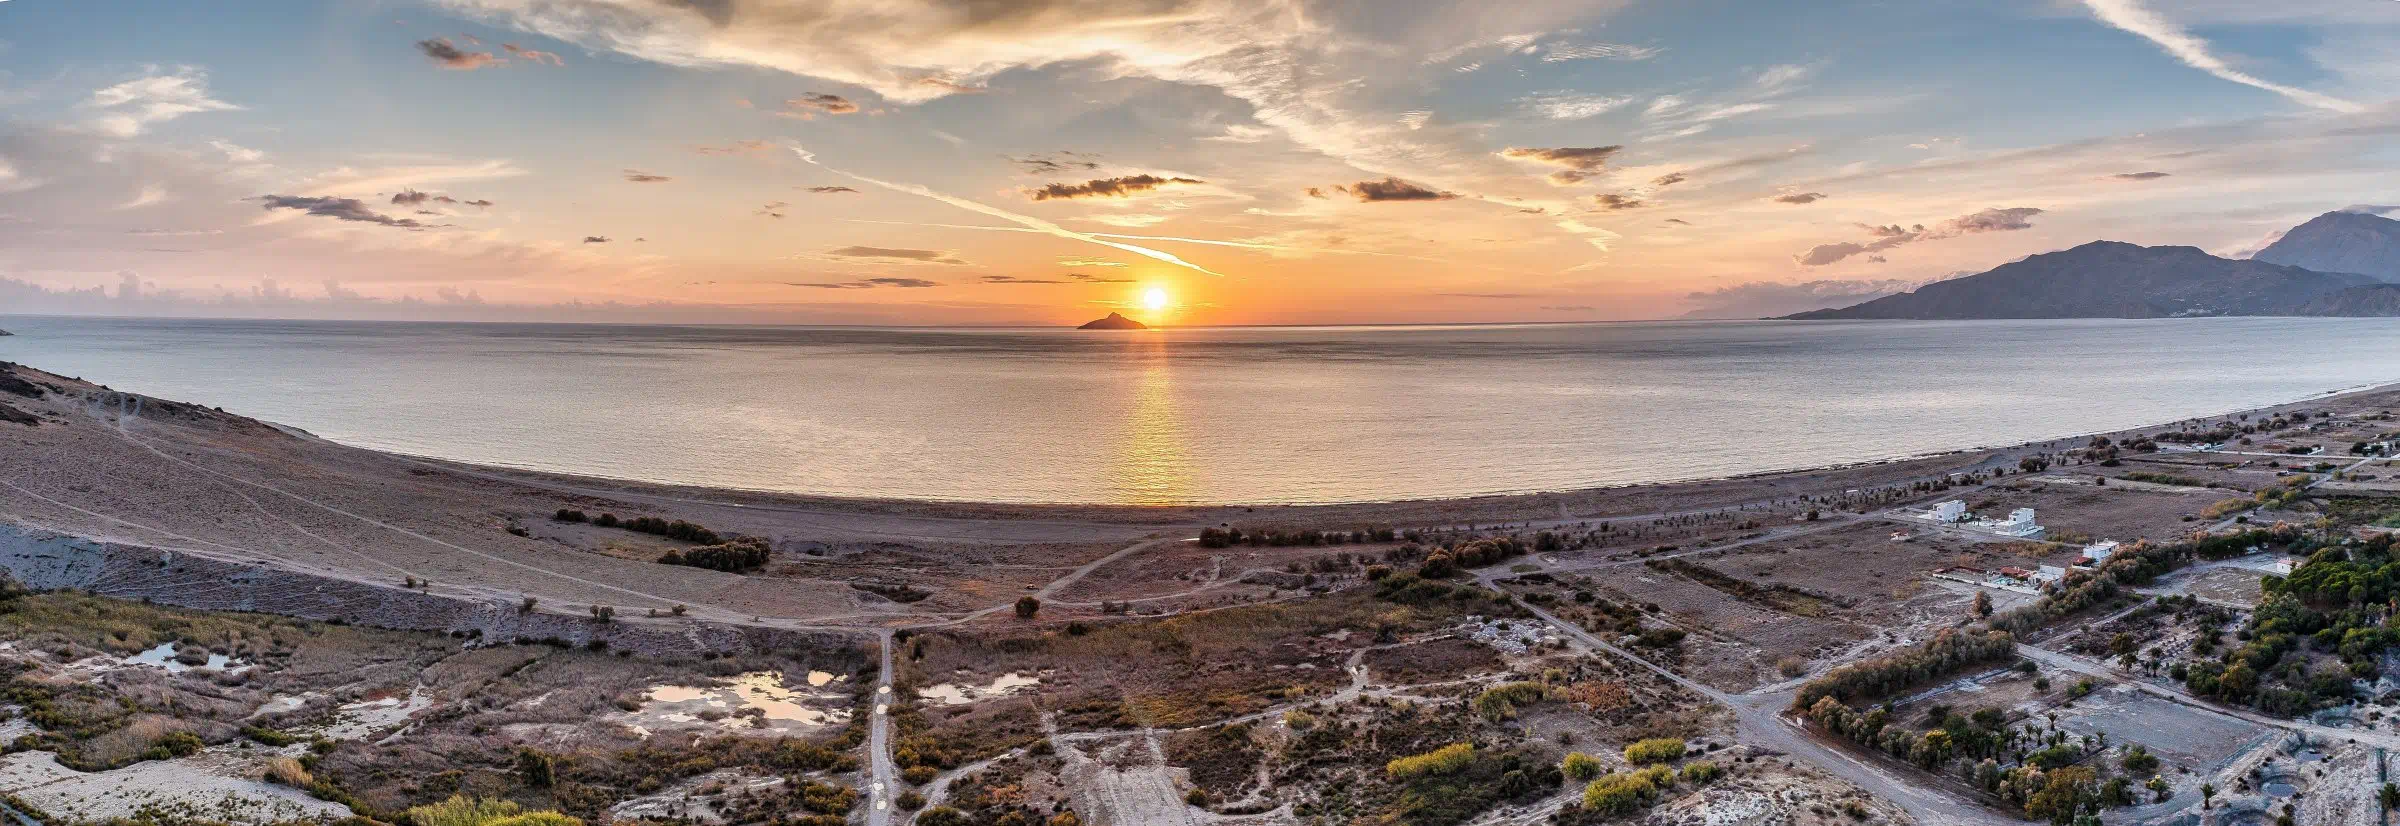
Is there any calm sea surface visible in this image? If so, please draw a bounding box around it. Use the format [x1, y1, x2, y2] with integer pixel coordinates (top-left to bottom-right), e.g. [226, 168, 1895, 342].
[7, 315, 2400, 505]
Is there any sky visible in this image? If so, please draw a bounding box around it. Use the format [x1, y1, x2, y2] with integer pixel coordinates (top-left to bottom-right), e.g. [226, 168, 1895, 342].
[1, 0, 2397, 326]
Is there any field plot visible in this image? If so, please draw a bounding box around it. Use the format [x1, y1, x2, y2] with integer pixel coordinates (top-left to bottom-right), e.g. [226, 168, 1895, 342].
[1954, 481, 2227, 544]
[2106, 453, 2284, 492]
[1693, 522, 1990, 615]
[2182, 567, 2268, 607]
[1884, 664, 2053, 722]
[900, 589, 1518, 731]
[2051, 686, 2273, 772]
[1045, 540, 1389, 611]
[1583, 564, 1875, 691]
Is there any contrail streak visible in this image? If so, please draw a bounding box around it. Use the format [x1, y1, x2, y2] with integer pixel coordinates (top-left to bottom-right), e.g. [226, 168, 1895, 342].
[2077, 0, 2361, 113]
[785, 143, 1222, 276]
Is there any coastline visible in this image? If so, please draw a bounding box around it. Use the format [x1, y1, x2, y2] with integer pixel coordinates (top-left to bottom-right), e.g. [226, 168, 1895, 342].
[12, 314, 2400, 507]
[393, 374, 2400, 526]
[0, 353, 2392, 647]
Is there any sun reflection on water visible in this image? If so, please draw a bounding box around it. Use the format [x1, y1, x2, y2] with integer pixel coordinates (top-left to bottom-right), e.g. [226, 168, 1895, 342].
[1108, 336, 1192, 505]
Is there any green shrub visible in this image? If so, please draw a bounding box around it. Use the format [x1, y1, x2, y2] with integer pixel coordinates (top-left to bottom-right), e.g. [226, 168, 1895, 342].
[658, 537, 771, 573]
[1474, 681, 1547, 721]
[1386, 742, 1476, 780]
[1562, 751, 1603, 780]
[401, 796, 585, 826]
[242, 726, 297, 746]
[1582, 765, 1675, 814]
[1680, 760, 1722, 784]
[915, 807, 969, 826]
[1624, 737, 1686, 765]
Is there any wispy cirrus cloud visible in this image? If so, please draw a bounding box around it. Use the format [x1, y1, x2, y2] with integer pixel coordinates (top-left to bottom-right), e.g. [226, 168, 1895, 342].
[1085, 213, 1170, 228]
[1520, 93, 1634, 121]
[1541, 41, 1661, 62]
[693, 139, 775, 155]
[623, 169, 672, 183]
[2107, 171, 2171, 181]
[83, 69, 242, 138]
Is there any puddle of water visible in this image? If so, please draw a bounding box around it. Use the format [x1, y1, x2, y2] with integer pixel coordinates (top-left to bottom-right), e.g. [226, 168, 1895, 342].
[918, 672, 1040, 706]
[2263, 781, 2297, 798]
[634, 672, 848, 732]
[124, 643, 249, 674]
[648, 685, 721, 705]
[730, 673, 828, 724]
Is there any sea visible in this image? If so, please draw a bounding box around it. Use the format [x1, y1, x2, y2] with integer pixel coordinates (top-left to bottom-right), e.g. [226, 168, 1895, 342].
[7, 315, 2400, 506]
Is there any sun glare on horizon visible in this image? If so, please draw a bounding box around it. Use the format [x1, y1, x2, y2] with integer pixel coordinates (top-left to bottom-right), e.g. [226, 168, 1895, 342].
[1141, 286, 1171, 313]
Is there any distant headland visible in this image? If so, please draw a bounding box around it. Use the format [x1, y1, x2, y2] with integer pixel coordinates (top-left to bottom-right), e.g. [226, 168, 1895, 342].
[1076, 313, 1148, 330]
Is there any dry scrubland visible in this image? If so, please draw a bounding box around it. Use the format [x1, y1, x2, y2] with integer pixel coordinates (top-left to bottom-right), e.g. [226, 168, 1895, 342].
[2, 359, 2400, 825]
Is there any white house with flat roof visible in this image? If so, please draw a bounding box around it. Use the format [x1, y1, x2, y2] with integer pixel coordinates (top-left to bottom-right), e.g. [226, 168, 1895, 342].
[2082, 540, 2119, 563]
[1980, 508, 2044, 539]
[1930, 500, 1967, 523]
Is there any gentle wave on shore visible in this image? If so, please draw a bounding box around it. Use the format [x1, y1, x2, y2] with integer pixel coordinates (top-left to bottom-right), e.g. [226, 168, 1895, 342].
[7, 315, 2400, 505]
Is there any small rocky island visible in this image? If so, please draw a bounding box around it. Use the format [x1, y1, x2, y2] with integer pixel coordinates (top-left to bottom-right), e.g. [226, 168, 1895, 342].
[1076, 312, 1148, 330]
[0, 329, 13, 336]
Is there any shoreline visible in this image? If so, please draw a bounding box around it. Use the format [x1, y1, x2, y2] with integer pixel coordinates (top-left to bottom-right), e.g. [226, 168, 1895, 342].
[390, 374, 2400, 525]
[12, 315, 2400, 510]
[13, 309, 2400, 332]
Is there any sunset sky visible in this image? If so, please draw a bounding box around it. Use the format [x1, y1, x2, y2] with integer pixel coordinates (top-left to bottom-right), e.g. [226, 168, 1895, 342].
[3, 0, 2397, 325]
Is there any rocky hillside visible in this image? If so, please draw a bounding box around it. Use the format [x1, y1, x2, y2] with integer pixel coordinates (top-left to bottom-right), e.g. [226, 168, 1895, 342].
[1786, 241, 2378, 319]
[2253, 210, 2400, 279]
[2289, 283, 2400, 316]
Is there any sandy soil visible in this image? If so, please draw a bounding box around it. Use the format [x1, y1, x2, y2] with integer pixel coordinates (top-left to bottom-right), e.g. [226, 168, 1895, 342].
[0, 747, 348, 823]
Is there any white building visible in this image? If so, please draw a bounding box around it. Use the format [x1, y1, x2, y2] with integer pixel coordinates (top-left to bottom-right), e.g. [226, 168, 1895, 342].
[1930, 500, 1968, 523]
[2082, 540, 2119, 563]
[1981, 508, 2044, 539]
[2035, 565, 2067, 582]
[2266, 557, 2298, 576]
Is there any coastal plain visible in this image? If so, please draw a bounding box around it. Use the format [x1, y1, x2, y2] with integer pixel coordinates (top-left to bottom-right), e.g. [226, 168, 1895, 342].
[0, 358, 2396, 826]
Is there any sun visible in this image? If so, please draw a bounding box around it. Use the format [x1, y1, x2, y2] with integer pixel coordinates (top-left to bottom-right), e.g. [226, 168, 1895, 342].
[1141, 286, 1171, 312]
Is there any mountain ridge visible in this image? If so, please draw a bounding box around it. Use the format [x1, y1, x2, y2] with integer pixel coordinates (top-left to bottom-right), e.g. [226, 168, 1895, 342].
[2253, 210, 2400, 279]
[1787, 211, 2400, 320]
